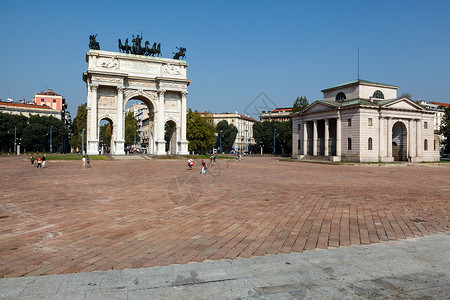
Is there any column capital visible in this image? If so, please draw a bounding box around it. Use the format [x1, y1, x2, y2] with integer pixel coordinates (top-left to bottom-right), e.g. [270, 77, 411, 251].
[158, 89, 166, 96]
[181, 90, 188, 97]
[117, 86, 125, 93]
[90, 84, 99, 91]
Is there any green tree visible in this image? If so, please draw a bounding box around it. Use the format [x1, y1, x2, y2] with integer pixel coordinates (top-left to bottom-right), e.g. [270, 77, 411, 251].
[125, 111, 139, 148]
[253, 121, 292, 156]
[70, 103, 87, 152]
[0, 113, 28, 152]
[293, 96, 309, 113]
[440, 106, 450, 155]
[21, 115, 69, 152]
[215, 120, 238, 153]
[186, 109, 215, 154]
[99, 123, 111, 151]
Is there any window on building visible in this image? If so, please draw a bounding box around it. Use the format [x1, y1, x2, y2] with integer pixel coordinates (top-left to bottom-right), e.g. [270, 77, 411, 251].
[368, 138, 373, 150]
[298, 140, 301, 150]
[297, 124, 301, 131]
[368, 118, 373, 126]
[424, 122, 428, 129]
[347, 119, 351, 126]
[348, 138, 352, 150]
[373, 90, 384, 99]
[336, 92, 346, 102]
[53, 99, 57, 103]
[434, 140, 437, 151]
[424, 139, 428, 151]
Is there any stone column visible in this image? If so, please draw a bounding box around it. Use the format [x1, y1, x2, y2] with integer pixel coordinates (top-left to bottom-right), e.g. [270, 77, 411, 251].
[387, 117, 392, 158]
[324, 118, 329, 156]
[115, 86, 125, 155]
[179, 91, 189, 155]
[416, 119, 421, 159]
[378, 116, 384, 159]
[408, 119, 413, 159]
[302, 121, 308, 156]
[155, 89, 167, 155]
[87, 84, 99, 155]
[336, 114, 341, 158]
[313, 120, 318, 156]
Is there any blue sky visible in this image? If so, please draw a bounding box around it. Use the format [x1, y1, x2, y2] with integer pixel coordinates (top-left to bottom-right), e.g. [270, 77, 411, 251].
[1, 0, 449, 119]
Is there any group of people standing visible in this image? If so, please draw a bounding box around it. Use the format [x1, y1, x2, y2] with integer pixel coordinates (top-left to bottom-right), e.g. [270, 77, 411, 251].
[187, 158, 208, 174]
[30, 154, 46, 168]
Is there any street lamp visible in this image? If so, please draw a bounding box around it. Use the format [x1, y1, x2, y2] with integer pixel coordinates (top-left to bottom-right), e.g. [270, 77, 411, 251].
[14, 126, 17, 155]
[245, 129, 248, 154]
[219, 130, 223, 154]
[273, 128, 276, 155]
[81, 128, 85, 155]
[50, 126, 53, 153]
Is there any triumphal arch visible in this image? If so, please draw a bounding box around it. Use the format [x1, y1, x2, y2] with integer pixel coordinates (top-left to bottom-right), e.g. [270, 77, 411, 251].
[83, 49, 191, 155]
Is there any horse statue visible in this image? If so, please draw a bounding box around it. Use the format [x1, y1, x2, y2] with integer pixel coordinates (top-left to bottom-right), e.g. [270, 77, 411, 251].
[118, 38, 131, 54]
[173, 47, 186, 60]
[89, 34, 100, 50]
[155, 43, 161, 57]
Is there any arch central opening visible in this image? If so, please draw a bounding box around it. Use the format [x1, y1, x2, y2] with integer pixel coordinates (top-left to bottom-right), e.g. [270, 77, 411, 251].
[124, 96, 155, 155]
[99, 118, 113, 154]
[392, 121, 408, 161]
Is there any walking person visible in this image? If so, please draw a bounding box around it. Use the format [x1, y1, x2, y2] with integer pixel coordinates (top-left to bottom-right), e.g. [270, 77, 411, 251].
[187, 158, 194, 170]
[36, 155, 42, 169]
[82, 156, 86, 168]
[201, 160, 207, 174]
[42, 154, 46, 168]
[30, 154, 34, 167]
[86, 155, 91, 168]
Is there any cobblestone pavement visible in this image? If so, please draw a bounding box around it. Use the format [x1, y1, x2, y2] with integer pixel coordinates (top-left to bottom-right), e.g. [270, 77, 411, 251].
[0, 156, 449, 278]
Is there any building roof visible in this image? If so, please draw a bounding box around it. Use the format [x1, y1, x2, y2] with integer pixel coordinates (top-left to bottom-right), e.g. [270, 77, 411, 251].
[430, 101, 450, 107]
[199, 112, 258, 122]
[270, 107, 292, 113]
[0, 101, 53, 110]
[321, 79, 399, 93]
[35, 89, 62, 97]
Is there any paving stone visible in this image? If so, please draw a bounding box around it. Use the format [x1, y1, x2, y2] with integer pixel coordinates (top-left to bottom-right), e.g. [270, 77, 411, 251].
[0, 156, 449, 280]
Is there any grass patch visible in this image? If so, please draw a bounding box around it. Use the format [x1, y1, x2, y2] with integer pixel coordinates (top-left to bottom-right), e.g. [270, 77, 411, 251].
[190, 155, 236, 160]
[422, 160, 450, 163]
[46, 154, 108, 160]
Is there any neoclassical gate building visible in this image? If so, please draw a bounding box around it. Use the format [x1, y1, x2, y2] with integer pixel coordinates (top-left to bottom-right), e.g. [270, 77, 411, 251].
[292, 79, 439, 162]
[83, 50, 191, 155]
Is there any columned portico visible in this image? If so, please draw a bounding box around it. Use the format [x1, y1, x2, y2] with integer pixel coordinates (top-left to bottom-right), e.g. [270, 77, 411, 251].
[292, 79, 439, 162]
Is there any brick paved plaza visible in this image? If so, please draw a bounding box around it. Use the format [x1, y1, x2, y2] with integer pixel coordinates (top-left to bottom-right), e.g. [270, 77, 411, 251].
[0, 156, 449, 278]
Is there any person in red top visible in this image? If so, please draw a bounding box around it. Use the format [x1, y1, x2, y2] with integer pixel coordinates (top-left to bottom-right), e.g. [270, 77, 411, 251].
[36, 155, 42, 168]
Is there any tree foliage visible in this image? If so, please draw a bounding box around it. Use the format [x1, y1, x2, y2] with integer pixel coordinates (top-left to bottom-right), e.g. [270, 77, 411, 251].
[22, 115, 69, 152]
[125, 111, 139, 148]
[293, 96, 309, 113]
[253, 121, 292, 155]
[399, 92, 412, 99]
[0, 113, 28, 152]
[69, 103, 87, 152]
[186, 109, 215, 154]
[0, 112, 69, 153]
[440, 106, 450, 154]
[215, 120, 238, 153]
[99, 123, 111, 151]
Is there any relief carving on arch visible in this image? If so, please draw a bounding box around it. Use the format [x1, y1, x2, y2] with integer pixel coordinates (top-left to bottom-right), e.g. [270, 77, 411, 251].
[164, 100, 180, 112]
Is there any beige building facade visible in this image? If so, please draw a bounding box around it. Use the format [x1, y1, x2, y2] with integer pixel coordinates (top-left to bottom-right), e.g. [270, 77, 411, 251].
[292, 79, 439, 162]
[202, 112, 257, 152]
[0, 100, 62, 119]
